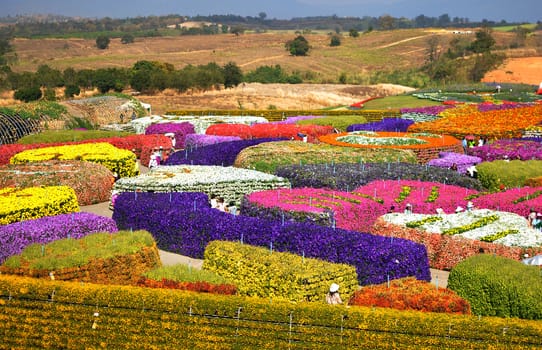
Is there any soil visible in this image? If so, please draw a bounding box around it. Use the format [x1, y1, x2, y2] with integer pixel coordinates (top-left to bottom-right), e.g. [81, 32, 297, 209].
[482, 57, 542, 85]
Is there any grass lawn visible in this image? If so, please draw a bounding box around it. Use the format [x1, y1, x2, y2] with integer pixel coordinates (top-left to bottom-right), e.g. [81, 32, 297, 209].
[362, 95, 442, 109]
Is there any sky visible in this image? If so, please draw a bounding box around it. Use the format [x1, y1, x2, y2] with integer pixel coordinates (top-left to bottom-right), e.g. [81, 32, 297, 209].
[1, 0, 540, 23]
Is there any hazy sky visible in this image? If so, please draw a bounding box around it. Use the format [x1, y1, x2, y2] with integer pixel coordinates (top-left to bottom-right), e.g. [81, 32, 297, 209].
[1, 0, 540, 23]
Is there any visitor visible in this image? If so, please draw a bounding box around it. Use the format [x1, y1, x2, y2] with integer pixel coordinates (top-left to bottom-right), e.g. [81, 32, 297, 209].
[119, 113, 124, 123]
[227, 201, 238, 215]
[531, 212, 542, 231]
[466, 201, 475, 212]
[461, 137, 467, 152]
[217, 197, 227, 212]
[527, 208, 537, 228]
[449, 163, 458, 171]
[404, 203, 413, 214]
[148, 150, 159, 168]
[387, 205, 395, 214]
[210, 194, 218, 209]
[131, 111, 137, 121]
[326, 283, 343, 305]
[496, 85, 501, 93]
[466, 165, 477, 178]
[436, 208, 445, 216]
[455, 206, 464, 214]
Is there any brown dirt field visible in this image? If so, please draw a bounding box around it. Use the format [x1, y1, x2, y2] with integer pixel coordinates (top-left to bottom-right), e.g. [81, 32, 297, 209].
[482, 57, 542, 85]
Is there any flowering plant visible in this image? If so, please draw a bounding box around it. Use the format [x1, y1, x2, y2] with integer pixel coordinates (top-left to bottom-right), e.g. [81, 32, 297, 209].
[144, 122, 195, 149]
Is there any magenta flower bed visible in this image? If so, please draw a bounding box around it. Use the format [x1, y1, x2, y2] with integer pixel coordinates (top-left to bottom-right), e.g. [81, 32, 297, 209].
[184, 134, 242, 148]
[245, 180, 480, 231]
[468, 187, 542, 216]
[467, 139, 542, 161]
[0, 212, 118, 263]
[145, 122, 195, 149]
[427, 152, 482, 175]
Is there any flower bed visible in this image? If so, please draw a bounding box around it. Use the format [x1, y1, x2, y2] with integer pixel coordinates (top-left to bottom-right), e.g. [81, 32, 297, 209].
[408, 104, 542, 139]
[184, 134, 242, 148]
[427, 152, 482, 175]
[0, 212, 118, 264]
[206, 123, 334, 142]
[112, 192, 431, 285]
[0, 186, 79, 225]
[0, 134, 171, 166]
[349, 277, 471, 315]
[1, 230, 160, 285]
[274, 162, 484, 191]
[242, 181, 480, 232]
[165, 138, 286, 167]
[234, 141, 418, 174]
[144, 122, 195, 149]
[136, 277, 237, 295]
[112, 165, 290, 207]
[0, 160, 114, 205]
[346, 118, 414, 133]
[319, 131, 462, 164]
[134, 115, 268, 134]
[10, 142, 138, 178]
[467, 139, 542, 161]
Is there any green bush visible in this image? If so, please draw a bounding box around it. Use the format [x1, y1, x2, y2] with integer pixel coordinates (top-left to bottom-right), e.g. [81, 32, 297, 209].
[476, 160, 542, 191]
[143, 264, 230, 285]
[17, 129, 132, 144]
[14, 86, 42, 102]
[296, 115, 372, 131]
[64, 84, 80, 98]
[203, 240, 358, 303]
[448, 254, 542, 319]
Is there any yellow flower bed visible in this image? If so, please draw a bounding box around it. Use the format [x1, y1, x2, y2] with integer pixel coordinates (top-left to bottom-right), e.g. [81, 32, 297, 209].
[0, 275, 541, 348]
[10, 142, 138, 178]
[0, 186, 79, 225]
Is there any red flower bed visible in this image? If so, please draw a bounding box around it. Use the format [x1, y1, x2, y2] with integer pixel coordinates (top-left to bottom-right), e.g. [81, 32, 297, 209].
[0, 135, 171, 165]
[206, 123, 333, 142]
[371, 218, 542, 270]
[136, 277, 237, 295]
[348, 277, 471, 315]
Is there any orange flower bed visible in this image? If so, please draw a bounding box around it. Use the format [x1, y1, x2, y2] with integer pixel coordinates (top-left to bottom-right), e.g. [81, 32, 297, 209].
[408, 104, 542, 139]
[319, 131, 462, 163]
[348, 277, 471, 315]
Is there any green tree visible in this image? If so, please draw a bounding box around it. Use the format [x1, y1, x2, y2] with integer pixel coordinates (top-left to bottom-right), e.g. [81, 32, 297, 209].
[14, 86, 42, 102]
[223, 62, 243, 88]
[469, 28, 495, 53]
[349, 29, 359, 38]
[121, 33, 135, 44]
[64, 84, 80, 98]
[96, 35, 110, 49]
[230, 26, 245, 36]
[285, 35, 310, 56]
[35, 64, 64, 88]
[330, 35, 341, 47]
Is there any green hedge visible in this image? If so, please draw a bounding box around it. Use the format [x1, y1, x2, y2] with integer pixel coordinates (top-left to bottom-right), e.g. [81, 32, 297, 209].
[1, 275, 541, 349]
[203, 240, 358, 303]
[476, 160, 542, 191]
[447, 254, 542, 320]
[164, 109, 399, 122]
[296, 115, 370, 132]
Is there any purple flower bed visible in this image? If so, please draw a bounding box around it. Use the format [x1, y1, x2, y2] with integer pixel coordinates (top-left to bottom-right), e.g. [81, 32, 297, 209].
[184, 134, 242, 148]
[113, 192, 431, 285]
[400, 106, 453, 115]
[145, 122, 195, 149]
[346, 118, 414, 132]
[165, 137, 286, 166]
[467, 139, 542, 161]
[427, 152, 482, 175]
[271, 115, 320, 124]
[476, 102, 525, 112]
[274, 162, 485, 191]
[0, 212, 118, 263]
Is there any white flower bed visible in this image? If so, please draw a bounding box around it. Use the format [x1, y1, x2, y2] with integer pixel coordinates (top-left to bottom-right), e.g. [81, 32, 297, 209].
[131, 115, 268, 134]
[383, 209, 542, 247]
[112, 165, 290, 206]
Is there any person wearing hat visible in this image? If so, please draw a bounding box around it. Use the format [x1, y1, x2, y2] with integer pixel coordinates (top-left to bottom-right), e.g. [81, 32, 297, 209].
[326, 283, 343, 305]
[404, 203, 413, 214]
[466, 201, 475, 212]
[527, 208, 537, 228]
[532, 212, 542, 231]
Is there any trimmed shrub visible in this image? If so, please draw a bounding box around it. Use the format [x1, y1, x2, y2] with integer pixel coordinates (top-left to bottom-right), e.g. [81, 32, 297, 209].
[203, 240, 358, 302]
[235, 141, 417, 174]
[447, 254, 542, 320]
[349, 277, 471, 315]
[1, 230, 160, 285]
[144, 122, 195, 149]
[476, 159, 542, 191]
[112, 192, 431, 286]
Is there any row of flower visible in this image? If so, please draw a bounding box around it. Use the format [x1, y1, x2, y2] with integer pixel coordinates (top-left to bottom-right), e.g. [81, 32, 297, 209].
[112, 192, 432, 286]
[112, 165, 290, 206]
[0, 160, 114, 206]
[144, 122, 195, 149]
[427, 152, 482, 175]
[0, 134, 171, 165]
[10, 142, 138, 178]
[346, 118, 414, 133]
[0, 186, 79, 225]
[3, 274, 540, 348]
[206, 123, 334, 142]
[467, 139, 542, 161]
[408, 104, 542, 139]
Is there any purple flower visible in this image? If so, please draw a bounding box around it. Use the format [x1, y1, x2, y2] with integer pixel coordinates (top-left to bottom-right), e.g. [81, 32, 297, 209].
[347, 118, 414, 132]
[145, 122, 195, 148]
